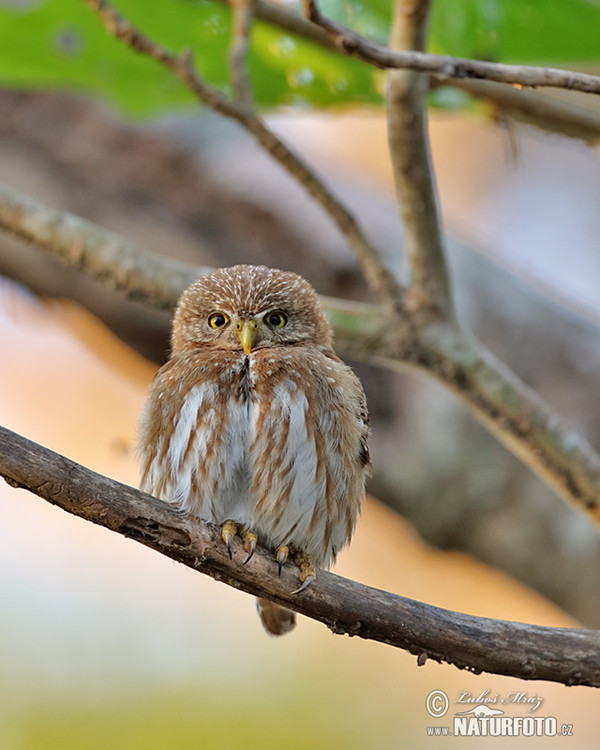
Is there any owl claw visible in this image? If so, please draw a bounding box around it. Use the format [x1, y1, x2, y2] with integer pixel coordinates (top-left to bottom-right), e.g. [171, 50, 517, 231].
[291, 575, 315, 594]
[276, 545, 289, 577]
[221, 520, 238, 560]
[292, 553, 316, 594]
[241, 529, 257, 565]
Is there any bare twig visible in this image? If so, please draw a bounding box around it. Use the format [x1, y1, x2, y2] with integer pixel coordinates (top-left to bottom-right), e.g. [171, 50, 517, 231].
[229, 0, 255, 111]
[387, 0, 452, 316]
[430, 78, 600, 144]
[302, 0, 600, 97]
[1, 424, 599, 686]
[82, 0, 403, 310]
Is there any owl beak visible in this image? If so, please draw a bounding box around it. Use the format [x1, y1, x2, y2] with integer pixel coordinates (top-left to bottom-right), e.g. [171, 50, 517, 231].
[237, 318, 258, 355]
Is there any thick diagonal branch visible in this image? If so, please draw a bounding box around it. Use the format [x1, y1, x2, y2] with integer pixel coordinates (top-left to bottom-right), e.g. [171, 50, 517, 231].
[1, 425, 599, 687]
[387, 0, 452, 315]
[401, 321, 600, 525]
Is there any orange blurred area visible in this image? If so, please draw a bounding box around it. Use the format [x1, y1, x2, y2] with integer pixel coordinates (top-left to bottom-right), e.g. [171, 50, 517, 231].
[0, 278, 597, 748]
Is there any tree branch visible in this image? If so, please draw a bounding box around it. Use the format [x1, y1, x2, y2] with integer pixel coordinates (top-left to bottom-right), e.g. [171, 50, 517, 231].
[229, 0, 255, 112]
[227, 0, 337, 51]
[0, 183, 204, 309]
[430, 78, 600, 145]
[402, 320, 600, 525]
[1, 424, 599, 687]
[302, 0, 600, 97]
[82, 0, 403, 310]
[387, 0, 452, 316]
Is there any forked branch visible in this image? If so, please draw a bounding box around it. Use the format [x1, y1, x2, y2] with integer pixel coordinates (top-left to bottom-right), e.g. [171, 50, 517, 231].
[215, 0, 600, 143]
[1, 425, 599, 687]
[82, 0, 403, 310]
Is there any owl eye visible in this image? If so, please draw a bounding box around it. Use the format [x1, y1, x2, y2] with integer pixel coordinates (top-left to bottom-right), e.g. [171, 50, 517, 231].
[265, 311, 287, 328]
[208, 312, 229, 328]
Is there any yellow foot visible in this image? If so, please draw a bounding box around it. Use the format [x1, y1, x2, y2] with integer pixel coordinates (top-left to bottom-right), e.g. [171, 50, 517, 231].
[221, 520, 238, 560]
[292, 551, 316, 594]
[240, 528, 257, 565]
[276, 544, 289, 577]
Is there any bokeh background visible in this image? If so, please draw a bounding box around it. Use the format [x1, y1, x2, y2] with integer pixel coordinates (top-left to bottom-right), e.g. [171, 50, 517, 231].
[2, 0, 600, 747]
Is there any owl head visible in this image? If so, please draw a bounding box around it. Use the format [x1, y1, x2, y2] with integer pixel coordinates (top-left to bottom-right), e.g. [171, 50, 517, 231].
[171, 265, 333, 355]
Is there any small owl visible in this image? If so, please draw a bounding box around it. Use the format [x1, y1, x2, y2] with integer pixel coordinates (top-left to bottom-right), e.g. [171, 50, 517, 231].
[138, 265, 370, 635]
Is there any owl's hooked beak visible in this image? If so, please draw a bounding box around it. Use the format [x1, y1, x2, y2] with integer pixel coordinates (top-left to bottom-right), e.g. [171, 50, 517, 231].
[237, 318, 258, 355]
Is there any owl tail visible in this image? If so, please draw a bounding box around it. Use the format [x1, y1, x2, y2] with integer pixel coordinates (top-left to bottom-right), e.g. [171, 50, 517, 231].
[256, 598, 296, 636]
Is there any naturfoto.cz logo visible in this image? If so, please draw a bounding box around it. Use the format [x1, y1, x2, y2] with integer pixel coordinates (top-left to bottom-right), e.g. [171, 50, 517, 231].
[425, 689, 574, 738]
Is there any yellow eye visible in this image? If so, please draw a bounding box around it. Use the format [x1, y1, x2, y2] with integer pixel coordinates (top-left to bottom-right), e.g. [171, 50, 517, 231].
[208, 312, 229, 328]
[265, 311, 287, 328]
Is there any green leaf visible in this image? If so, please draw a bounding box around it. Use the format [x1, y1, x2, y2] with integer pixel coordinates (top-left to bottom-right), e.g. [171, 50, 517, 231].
[1, 0, 600, 117]
[429, 0, 600, 64]
[0, 0, 382, 116]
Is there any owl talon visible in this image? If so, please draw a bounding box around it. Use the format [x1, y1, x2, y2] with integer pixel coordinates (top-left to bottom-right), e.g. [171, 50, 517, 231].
[276, 545, 289, 577]
[241, 529, 257, 564]
[291, 553, 316, 594]
[291, 575, 315, 594]
[221, 520, 238, 560]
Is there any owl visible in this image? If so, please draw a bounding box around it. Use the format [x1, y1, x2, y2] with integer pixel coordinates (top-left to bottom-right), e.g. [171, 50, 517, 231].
[138, 265, 370, 635]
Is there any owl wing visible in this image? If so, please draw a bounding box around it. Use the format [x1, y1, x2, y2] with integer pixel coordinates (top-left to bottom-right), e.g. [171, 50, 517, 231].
[326, 350, 371, 475]
[249, 347, 369, 568]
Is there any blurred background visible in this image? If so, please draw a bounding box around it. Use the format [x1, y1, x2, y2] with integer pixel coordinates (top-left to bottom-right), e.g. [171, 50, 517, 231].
[2, 0, 600, 747]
